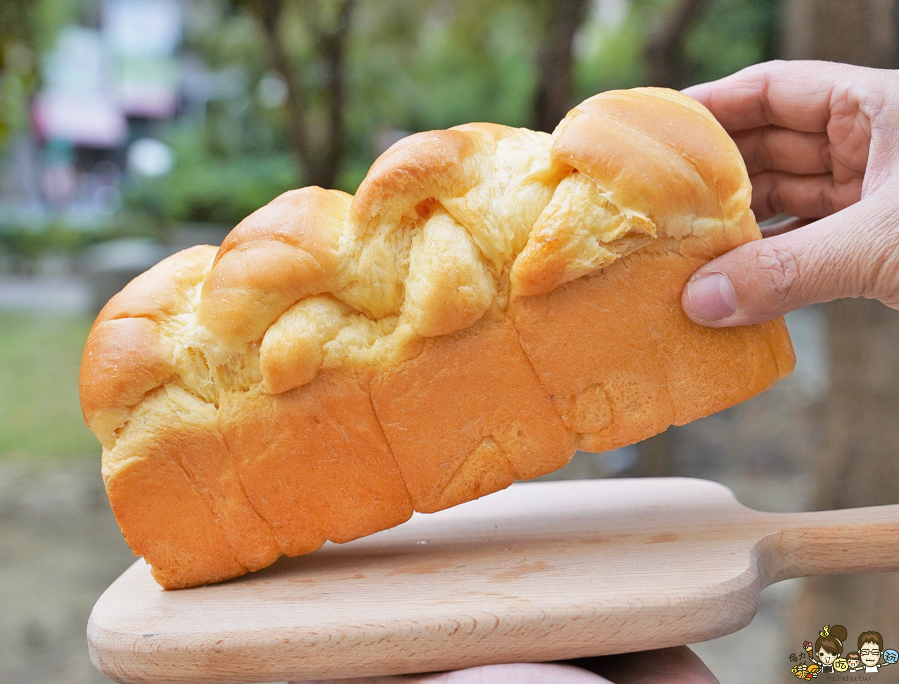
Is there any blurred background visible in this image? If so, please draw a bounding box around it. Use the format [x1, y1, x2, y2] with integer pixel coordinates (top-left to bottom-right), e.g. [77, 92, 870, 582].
[0, 0, 897, 682]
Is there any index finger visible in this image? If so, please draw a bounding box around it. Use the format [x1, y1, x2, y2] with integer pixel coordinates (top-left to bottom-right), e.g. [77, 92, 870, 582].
[682, 60, 863, 134]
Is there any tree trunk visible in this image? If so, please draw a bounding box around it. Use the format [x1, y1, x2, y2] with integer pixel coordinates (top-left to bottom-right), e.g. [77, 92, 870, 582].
[643, 0, 709, 88]
[532, 0, 590, 133]
[254, 0, 355, 189]
[255, 0, 313, 179]
[313, 0, 354, 189]
[781, 0, 897, 66]
[780, 2, 899, 681]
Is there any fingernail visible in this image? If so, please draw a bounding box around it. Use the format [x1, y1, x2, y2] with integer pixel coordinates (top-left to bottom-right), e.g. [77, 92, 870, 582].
[685, 273, 737, 322]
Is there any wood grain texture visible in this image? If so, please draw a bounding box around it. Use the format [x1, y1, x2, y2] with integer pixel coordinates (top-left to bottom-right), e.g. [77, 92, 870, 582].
[87, 478, 899, 684]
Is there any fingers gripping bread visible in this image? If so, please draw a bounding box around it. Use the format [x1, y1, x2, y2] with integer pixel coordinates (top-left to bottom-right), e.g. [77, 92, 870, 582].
[80, 88, 795, 588]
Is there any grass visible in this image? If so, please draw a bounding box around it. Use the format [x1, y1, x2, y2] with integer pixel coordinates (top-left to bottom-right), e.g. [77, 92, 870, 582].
[0, 311, 99, 460]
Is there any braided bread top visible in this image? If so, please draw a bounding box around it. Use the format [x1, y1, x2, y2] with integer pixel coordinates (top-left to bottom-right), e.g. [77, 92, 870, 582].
[81, 87, 754, 454]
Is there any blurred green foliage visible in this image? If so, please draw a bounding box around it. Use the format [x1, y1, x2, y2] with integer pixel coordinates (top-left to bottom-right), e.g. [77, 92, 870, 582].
[350, 1, 539, 132]
[123, 0, 778, 226]
[0, 0, 779, 230]
[576, 0, 777, 95]
[0, 0, 97, 149]
[683, 0, 778, 84]
[0, 312, 98, 460]
[0, 2, 37, 148]
[0, 226, 106, 260]
[124, 125, 298, 225]
[0, 221, 153, 259]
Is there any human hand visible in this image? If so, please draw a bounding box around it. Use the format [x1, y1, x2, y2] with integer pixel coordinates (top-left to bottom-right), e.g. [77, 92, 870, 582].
[680, 60, 899, 326]
[289, 646, 718, 683]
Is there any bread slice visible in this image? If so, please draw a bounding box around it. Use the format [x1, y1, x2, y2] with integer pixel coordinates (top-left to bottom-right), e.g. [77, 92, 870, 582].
[80, 88, 794, 588]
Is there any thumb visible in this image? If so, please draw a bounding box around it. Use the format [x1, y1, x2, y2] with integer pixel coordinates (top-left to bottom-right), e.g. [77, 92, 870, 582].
[681, 197, 899, 327]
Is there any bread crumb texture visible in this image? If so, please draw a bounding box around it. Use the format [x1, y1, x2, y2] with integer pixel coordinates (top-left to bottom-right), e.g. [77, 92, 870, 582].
[79, 88, 795, 588]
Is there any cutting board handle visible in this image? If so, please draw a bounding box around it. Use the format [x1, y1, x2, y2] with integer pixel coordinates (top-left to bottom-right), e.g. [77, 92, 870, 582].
[758, 504, 899, 584]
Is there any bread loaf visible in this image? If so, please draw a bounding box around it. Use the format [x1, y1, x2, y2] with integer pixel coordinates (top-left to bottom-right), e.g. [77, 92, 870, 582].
[80, 88, 795, 589]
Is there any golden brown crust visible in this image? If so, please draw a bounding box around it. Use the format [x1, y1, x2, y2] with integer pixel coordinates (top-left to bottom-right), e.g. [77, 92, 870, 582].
[91, 245, 215, 327]
[511, 88, 756, 298]
[513, 250, 794, 453]
[80, 88, 796, 588]
[80, 246, 217, 449]
[199, 188, 349, 358]
[103, 397, 248, 589]
[371, 315, 576, 513]
[350, 128, 484, 225]
[552, 88, 751, 231]
[218, 371, 413, 556]
[100, 377, 283, 588]
[79, 317, 176, 449]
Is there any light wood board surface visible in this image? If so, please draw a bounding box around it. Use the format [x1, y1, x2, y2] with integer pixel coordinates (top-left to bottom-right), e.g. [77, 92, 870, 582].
[88, 478, 899, 683]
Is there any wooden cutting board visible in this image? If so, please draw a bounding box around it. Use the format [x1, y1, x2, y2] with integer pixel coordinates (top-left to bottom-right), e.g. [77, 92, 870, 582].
[88, 477, 899, 684]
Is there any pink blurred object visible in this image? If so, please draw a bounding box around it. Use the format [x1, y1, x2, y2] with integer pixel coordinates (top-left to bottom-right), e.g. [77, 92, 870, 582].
[32, 92, 127, 149]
